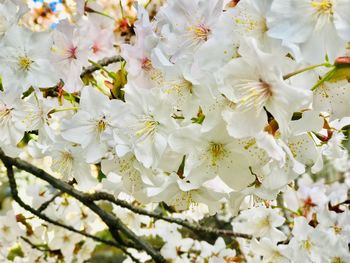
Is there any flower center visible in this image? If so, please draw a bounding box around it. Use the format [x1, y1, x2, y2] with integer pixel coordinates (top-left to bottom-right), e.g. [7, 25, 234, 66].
[141, 57, 163, 84]
[188, 24, 210, 42]
[68, 46, 78, 59]
[63, 235, 71, 243]
[92, 43, 100, 54]
[96, 118, 107, 134]
[18, 56, 33, 71]
[141, 57, 153, 71]
[236, 79, 273, 113]
[208, 142, 228, 166]
[333, 225, 342, 235]
[260, 18, 269, 33]
[1, 225, 9, 234]
[331, 257, 344, 263]
[135, 115, 159, 139]
[258, 216, 271, 229]
[302, 239, 312, 253]
[164, 78, 193, 94]
[311, 0, 333, 15]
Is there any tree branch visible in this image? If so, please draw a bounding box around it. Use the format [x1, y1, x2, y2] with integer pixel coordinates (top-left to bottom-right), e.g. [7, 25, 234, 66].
[21, 236, 53, 252]
[37, 191, 63, 213]
[88, 192, 252, 239]
[80, 56, 124, 77]
[3, 164, 120, 248]
[0, 149, 165, 263]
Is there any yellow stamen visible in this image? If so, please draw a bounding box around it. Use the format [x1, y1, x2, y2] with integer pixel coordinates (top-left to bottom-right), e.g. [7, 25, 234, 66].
[1, 225, 9, 234]
[236, 79, 273, 114]
[188, 24, 210, 41]
[135, 116, 159, 139]
[208, 142, 227, 166]
[302, 239, 312, 253]
[96, 119, 107, 134]
[331, 257, 344, 263]
[18, 56, 33, 71]
[311, 0, 333, 15]
[333, 225, 342, 235]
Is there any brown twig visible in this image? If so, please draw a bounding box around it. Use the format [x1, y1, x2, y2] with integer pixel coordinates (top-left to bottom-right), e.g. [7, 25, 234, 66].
[0, 149, 164, 263]
[88, 192, 252, 239]
[37, 191, 63, 213]
[80, 56, 124, 77]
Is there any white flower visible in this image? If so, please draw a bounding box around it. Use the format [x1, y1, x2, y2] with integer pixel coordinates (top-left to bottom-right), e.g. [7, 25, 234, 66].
[147, 173, 225, 214]
[0, 26, 58, 91]
[267, 0, 350, 62]
[116, 84, 176, 168]
[216, 37, 312, 138]
[218, 0, 281, 51]
[200, 237, 236, 262]
[101, 154, 150, 201]
[121, 6, 160, 89]
[233, 206, 286, 242]
[0, 89, 26, 146]
[0, 0, 27, 37]
[48, 227, 81, 260]
[156, 0, 224, 60]
[251, 238, 290, 263]
[313, 80, 350, 120]
[316, 209, 350, 247]
[80, 15, 115, 61]
[48, 139, 97, 191]
[287, 110, 325, 173]
[157, 63, 199, 119]
[169, 123, 255, 190]
[61, 87, 123, 163]
[0, 211, 21, 244]
[160, 237, 196, 261]
[19, 93, 61, 144]
[52, 21, 91, 92]
[74, 239, 96, 263]
[285, 216, 323, 262]
[321, 118, 350, 161]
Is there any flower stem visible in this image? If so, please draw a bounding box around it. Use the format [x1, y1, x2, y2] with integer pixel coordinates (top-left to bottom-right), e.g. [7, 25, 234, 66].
[271, 205, 300, 216]
[283, 63, 331, 80]
[48, 107, 79, 116]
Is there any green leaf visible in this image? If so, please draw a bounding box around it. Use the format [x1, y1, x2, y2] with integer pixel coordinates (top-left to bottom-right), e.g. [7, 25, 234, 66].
[7, 245, 24, 261]
[0, 76, 3, 91]
[22, 87, 35, 99]
[312, 57, 350, 91]
[110, 68, 127, 100]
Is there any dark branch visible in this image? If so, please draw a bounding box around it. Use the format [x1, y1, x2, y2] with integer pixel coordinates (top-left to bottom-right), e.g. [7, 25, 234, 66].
[3, 164, 120, 248]
[80, 55, 124, 77]
[21, 236, 53, 253]
[37, 191, 63, 213]
[0, 149, 165, 263]
[88, 192, 252, 239]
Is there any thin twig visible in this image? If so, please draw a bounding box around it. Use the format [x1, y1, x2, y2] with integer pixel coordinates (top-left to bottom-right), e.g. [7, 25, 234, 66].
[37, 191, 63, 213]
[3, 164, 119, 247]
[88, 192, 252, 239]
[80, 56, 124, 77]
[0, 149, 164, 263]
[5, 163, 141, 263]
[21, 236, 56, 253]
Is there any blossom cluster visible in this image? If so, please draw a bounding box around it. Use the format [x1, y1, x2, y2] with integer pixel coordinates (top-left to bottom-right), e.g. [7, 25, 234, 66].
[0, 0, 350, 262]
[0, 188, 99, 262]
